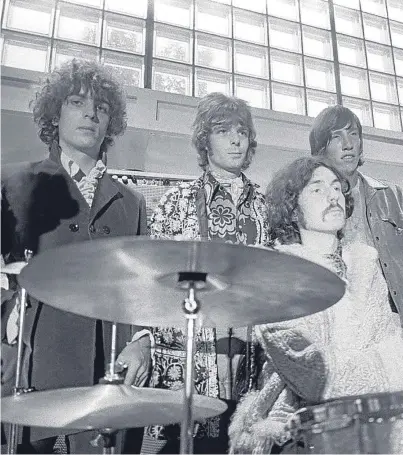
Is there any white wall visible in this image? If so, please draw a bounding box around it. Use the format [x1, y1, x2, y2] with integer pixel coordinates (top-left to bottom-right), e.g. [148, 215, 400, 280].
[2, 65, 403, 188]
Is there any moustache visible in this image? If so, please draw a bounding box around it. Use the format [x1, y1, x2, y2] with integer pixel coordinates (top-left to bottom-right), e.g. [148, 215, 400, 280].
[322, 204, 344, 218]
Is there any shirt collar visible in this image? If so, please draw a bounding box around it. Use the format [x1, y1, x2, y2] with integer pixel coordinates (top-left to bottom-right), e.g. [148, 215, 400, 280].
[201, 171, 257, 206]
[358, 171, 388, 190]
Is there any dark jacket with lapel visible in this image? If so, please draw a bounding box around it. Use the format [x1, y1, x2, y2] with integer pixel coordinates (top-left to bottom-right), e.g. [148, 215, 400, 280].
[1, 153, 147, 440]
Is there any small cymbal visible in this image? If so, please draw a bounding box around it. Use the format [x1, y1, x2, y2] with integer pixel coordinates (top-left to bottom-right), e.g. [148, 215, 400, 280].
[1, 384, 227, 430]
[2, 261, 26, 275]
[19, 237, 345, 327]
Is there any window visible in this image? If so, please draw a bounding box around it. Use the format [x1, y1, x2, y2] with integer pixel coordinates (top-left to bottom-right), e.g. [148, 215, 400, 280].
[269, 17, 301, 53]
[272, 82, 305, 115]
[155, 24, 192, 63]
[340, 65, 370, 98]
[307, 89, 337, 117]
[234, 8, 267, 45]
[271, 49, 303, 85]
[303, 26, 333, 60]
[235, 76, 270, 109]
[2, 31, 50, 71]
[337, 35, 366, 68]
[234, 42, 269, 78]
[5, 0, 53, 36]
[152, 60, 192, 95]
[2, 0, 403, 131]
[56, 3, 101, 46]
[195, 67, 232, 96]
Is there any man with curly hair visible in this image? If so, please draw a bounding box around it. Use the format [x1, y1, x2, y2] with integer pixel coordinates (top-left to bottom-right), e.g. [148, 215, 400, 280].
[229, 156, 403, 453]
[310, 105, 403, 324]
[140, 92, 270, 453]
[1, 59, 148, 453]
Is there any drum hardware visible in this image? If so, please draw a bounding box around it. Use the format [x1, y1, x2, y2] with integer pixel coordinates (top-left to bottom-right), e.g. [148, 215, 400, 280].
[7, 249, 32, 455]
[15, 238, 346, 454]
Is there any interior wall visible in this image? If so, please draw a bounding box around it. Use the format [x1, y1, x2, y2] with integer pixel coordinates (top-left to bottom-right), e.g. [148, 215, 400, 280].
[2, 66, 402, 188]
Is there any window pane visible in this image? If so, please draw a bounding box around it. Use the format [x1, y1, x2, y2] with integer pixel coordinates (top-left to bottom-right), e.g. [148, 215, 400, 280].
[235, 76, 270, 108]
[270, 49, 303, 85]
[52, 40, 99, 69]
[272, 82, 305, 115]
[196, 0, 231, 37]
[64, 0, 103, 7]
[196, 33, 232, 71]
[397, 77, 403, 104]
[195, 68, 232, 97]
[155, 24, 192, 64]
[363, 13, 390, 44]
[340, 65, 370, 98]
[154, 0, 193, 28]
[102, 51, 144, 88]
[105, 0, 147, 18]
[305, 57, 335, 91]
[233, 9, 267, 45]
[342, 97, 373, 126]
[366, 42, 394, 73]
[5, 0, 53, 36]
[361, 0, 387, 17]
[387, 0, 403, 24]
[56, 3, 101, 46]
[337, 35, 366, 67]
[333, 0, 360, 8]
[369, 72, 398, 103]
[303, 26, 333, 60]
[334, 6, 363, 38]
[2, 32, 49, 71]
[267, 0, 299, 21]
[307, 89, 337, 117]
[372, 103, 401, 129]
[300, 0, 330, 29]
[395, 48, 403, 76]
[234, 42, 268, 77]
[152, 60, 192, 95]
[390, 21, 403, 48]
[269, 17, 301, 53]
[103, 13, 145, 54]
[233, 0, 266, 14]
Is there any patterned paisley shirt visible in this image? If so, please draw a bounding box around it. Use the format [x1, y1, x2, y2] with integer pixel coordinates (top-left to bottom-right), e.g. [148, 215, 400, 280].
[145, 171, 269, 444]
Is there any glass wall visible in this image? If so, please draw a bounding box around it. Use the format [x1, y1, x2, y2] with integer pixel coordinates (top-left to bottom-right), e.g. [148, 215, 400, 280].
[1, 0, 403, 131]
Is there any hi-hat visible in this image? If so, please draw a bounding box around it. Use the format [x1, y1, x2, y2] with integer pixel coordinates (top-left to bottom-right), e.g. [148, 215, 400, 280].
[1, 384, 227, 430]
[18, 237, 345, 327]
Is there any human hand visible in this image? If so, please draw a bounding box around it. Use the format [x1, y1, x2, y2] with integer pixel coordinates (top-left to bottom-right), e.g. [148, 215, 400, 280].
[116, 335, 151, 386]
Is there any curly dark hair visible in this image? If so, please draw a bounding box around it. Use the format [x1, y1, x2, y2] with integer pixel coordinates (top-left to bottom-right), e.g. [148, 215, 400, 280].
[266, 157, 354, 245]
[30, 59, 127, 153]
[191, 92, 257, 171]
[309, 105, 364, 167]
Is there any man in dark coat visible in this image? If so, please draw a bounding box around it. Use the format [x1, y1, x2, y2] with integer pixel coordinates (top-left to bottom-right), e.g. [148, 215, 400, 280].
[1, 59, 150, 453]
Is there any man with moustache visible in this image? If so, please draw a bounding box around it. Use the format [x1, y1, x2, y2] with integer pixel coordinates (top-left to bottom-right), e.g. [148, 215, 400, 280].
[309, 105, 403, 323]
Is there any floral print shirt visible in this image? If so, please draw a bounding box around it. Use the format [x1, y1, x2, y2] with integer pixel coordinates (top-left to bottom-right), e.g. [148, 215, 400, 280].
[145, 172, 269, 443]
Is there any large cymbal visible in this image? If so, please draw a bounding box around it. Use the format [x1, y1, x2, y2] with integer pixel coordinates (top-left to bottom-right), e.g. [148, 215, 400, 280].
[18, 237, 345, 327]
[1, 384, 227, 430]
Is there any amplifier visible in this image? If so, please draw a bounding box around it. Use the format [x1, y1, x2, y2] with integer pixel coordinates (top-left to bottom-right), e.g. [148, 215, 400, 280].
[108, 169, 197, 228]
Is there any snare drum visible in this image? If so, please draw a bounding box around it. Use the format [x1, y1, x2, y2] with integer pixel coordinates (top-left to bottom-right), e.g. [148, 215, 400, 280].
[290, 391, 403, 454]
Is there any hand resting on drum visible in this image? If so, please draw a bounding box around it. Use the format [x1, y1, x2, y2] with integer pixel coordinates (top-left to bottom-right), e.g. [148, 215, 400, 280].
[116, 334, 152, 386]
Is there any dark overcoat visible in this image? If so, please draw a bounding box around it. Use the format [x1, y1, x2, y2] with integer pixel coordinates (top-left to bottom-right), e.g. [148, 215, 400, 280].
[1, 150, 147, 441]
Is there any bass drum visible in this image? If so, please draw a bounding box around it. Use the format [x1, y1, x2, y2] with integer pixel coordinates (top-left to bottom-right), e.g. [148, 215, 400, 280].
[290, 391, 403, 454]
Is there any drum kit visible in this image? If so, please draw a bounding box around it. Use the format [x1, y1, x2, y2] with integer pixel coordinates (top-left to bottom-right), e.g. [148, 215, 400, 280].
[1, 237, 402, 454]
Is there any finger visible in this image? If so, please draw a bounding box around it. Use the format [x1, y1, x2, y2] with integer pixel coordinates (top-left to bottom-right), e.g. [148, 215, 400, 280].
[135, 371, 148, 387]
[124, 363, 142, 386]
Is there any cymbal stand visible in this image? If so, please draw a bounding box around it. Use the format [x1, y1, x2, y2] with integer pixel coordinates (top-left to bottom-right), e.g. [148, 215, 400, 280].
[96, 322, 122, 454]
[179, 273, 203, 455]
[8, 250, 33, 454]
